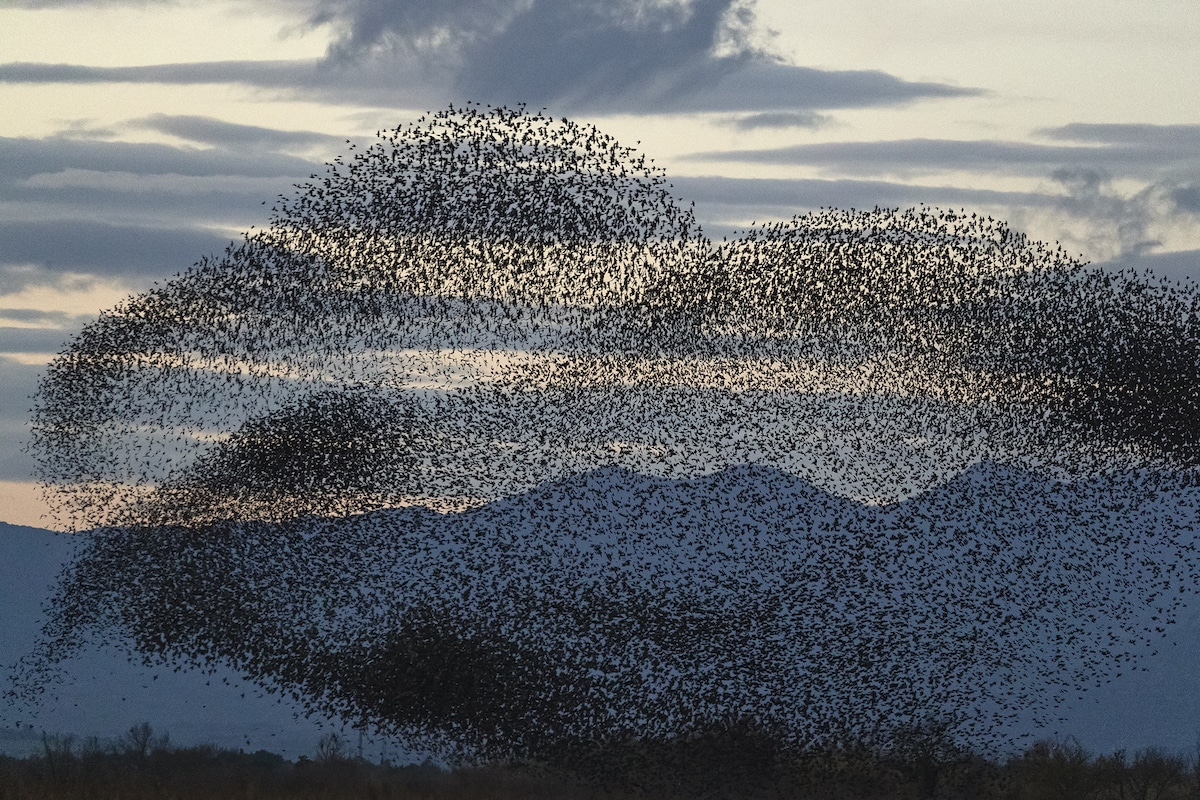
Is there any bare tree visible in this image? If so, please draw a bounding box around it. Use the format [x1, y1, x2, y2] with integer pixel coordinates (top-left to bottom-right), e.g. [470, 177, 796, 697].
[317, 732, 349, 763]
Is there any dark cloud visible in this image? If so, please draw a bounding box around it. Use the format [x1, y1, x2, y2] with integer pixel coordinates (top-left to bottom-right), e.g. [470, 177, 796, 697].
[672, 175, 1056, 210]
[0, 220, 235, 292]
[727, 110, 830, 130]
[672, 175, 1058, 240]
[0, 308, 92, 328]
[0, 445, 36, 483]
[0, 59, 450, 108]
[303, 0, 978, 112]
[0, 134, 322, 263]
[684, 138, 1187, 177]
[0, 134, 319, 181]
[5, 178, 281, 231]
[0, 356, 45, 482]
[681, 126, 1200, 258]
[132, 114, 344, 152]
[0, 127, 326, 293]
[0, 1, 979, 114]
[452, 0, 738, 109]
[1171, 184, 1200, 213]
[675, 173, 1200, 262]
[1043, 168, 1200, 259]
[660, 61, 975, 113]
[308, 0, 523, 61]
[0, 55, 975, 113]
[0, 326, 78, 355]
[1095, 248, 1200, 286]
[0, 59, 320, 87]
[1038, 123, 1200, 148]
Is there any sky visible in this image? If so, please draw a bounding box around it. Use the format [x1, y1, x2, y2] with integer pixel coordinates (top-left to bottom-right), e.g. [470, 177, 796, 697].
[2, 0, 1200, 528]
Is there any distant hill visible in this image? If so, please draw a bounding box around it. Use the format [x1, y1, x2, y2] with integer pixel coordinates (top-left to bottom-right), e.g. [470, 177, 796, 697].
[6, 463, 1199, 758]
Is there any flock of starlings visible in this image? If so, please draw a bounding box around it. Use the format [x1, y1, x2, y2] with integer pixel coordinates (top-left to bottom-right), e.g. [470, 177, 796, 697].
[14, 105, 1200, 762]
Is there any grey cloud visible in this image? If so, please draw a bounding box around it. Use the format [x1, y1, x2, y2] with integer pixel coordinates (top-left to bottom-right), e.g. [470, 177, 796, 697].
[1171, 185, 1200, 213]
[727, 111, 830, 130]
[452, 0, 735, 108]
[0, 220, 236, 292]
[449, 0, 977, 112]
[133, 114, 344, 152]
[0, 134, 320, 181]
[0, 326, 77, 355]
[1045, 168, 1200, 259]
[670, 175, 1058, 238]
[0, 308, 92, 328]
[1038, 123, 1200, 148]
[683, 127, 1200, 257]
[0, 1, 979, 114]
[0, 448, 36, 483]
[672, 175, 1057, 210]
[309, 0, 523, 61]
[0, 356, 44, 408]
[662, 61, 975, 113]
[0, 134, 321, 237]
[5, 177, 286, 232]
[0, 58, 452, 108]
[0, 55, 975, 113]
[684, 138, 1186, 177]
[0, 356, 45, 482]
[0, 59, 318, 87]
[302, 0, 977, 112]
[1095, 248, 1200, 286]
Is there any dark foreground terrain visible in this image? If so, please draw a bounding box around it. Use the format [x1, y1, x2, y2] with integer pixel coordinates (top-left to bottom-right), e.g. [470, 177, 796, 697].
[4, 722, 1200, 799]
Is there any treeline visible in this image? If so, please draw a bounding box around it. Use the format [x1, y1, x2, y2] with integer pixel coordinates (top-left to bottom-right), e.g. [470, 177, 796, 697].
[3, 722, 1200, 799]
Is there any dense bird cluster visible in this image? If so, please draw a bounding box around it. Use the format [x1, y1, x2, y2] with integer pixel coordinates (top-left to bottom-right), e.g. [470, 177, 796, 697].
[19, 105, 1200, 762]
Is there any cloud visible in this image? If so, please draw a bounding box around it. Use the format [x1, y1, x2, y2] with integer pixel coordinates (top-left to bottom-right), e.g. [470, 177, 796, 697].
[681, 123, 1200, 257]
[0, 325, 78, 355]
[1048, 167, 1159, 256]
[0, 220, 236, 291]
[0, 58, 450, 108]
[0, 356, 47, 482]
[306, 0, 527, 61]
[0, 134, 319, 181]
[0, 308, 91, 327]
[669, 175, 1059, 239]
[725, 111, 830, 130]
[0, 58, 315, 85]
[132, 114, 344, 153]
[1095, 248, 1200, 285]
[1038, 123, 1200, 148]
[673, 175, 1056, 210]
[0, 132, 324, 287]
[440, 0, 977, 112]
[684, 137, 1192, 178]
[0, 1, 979, 114]
[1029, 168, 1200, 260]
[297, 0, 978, 112]
[1171, 184, 1200, 213]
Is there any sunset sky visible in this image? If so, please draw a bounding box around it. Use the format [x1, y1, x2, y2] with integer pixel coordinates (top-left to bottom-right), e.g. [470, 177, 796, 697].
[3, 0, 1200, 527]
